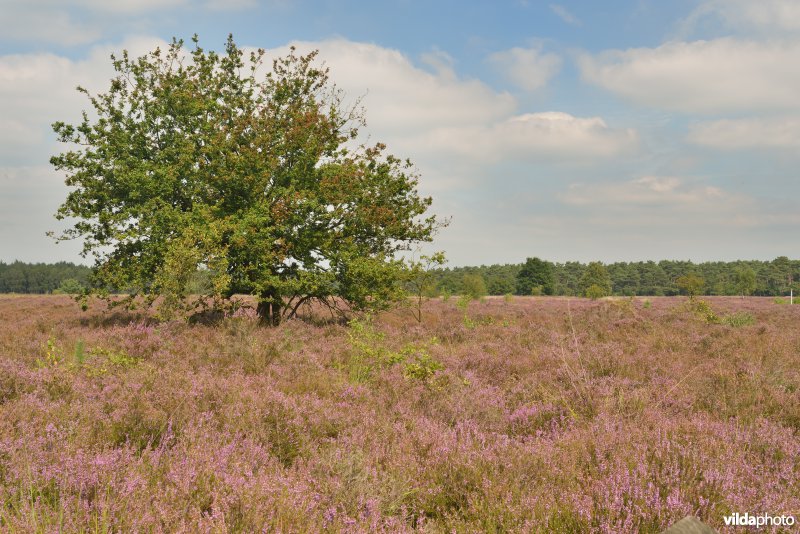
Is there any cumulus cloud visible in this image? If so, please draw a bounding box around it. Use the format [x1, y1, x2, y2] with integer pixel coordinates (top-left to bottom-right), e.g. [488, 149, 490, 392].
[73, 0, 189, 13]
[579, 38, 800, 114]
[204, 0, 260, 11]
[260, 41, 634, 165]
[560, 176, 742, 209]
[265, 39, 518, 137]
[487, 46, 562, 91]
[254, 40, 631, 191]
[0, 166, 84, 262]
[0, 36, 168, 162]
[0, 6, 101, 46]
[1, 35, 643, 263]
[684, 0, 800, 34]
[0, 35, 627, 177]
[688, 117, 800, 149]
[0, 0, 257, 45]
[420, 112, 638, 162]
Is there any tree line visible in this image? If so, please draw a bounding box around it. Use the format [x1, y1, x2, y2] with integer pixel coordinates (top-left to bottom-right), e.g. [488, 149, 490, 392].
[3, 257, 796, 299]
[430, 257, 799, 298]
[0, 261, 92, 294]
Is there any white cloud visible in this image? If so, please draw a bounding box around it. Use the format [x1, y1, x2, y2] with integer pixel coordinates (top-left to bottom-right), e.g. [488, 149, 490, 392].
[259, 40, 632, 189]
[1, 36, 642, 263]
[204, 0, 259, 10]
[419, 49, 457, 80]
[684, 0, 800, 34]
[263, 39, 518, 138]
[0, 6, 101, 46]
[0, 36, 168, 159]
[688, 117, 800, 149]
[550, 4, 581, 26]
[2, 35, 621, 183]
[420, 112, 638, 162]
[579, 38, 800, 114]
[487, 46, 562, 91]
[0, 0, 256, 46]
[560, 176, 740, 209]
[74, 0, 189, 13]
[0, 166, 85, 263]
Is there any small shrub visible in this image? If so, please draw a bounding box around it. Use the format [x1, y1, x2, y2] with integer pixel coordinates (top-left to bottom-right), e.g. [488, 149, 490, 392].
[42, 336, 62, 367]
[345, 317, 403, 382]
[54, 278, 84, 295]
[88, 346, 140, 370]
[461, 273, 487, 300]
[643, 299, 651, 309]
[721, 312, 755, 327]
[585, 284, 607, 300]
[691, 299, 719, 323]
[403, 353, 444, 383]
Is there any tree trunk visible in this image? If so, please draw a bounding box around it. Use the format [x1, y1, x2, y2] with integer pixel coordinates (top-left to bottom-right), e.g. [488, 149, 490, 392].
[257, 291, 282, 326]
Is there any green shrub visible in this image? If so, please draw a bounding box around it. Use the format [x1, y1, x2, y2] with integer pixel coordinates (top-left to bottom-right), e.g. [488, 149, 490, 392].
[345, 317, 443, 382]
[721, 312, 755, 327]
[691, 299, 719, 323]
[54, 278, 84, 295]
[461, 273, 487, 300]
[585, 284, 607, 300]
[403, 353, 444, 383]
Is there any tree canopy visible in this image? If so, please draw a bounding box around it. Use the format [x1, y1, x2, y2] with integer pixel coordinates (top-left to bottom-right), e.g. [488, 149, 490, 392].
[50, 35, 442, 324]
[580, 261, 611, 298]
[676, 274, 705, 298]
[515, 257, 554, 295]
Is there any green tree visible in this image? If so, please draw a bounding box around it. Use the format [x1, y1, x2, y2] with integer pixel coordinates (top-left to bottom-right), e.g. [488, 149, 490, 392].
[50, 36, 442, 324]
[733, 266, 756, 298]
[770, 256, 793, 295]
[609, 262, 640, 296]
[580, 261, 611, 298]
[585, 284, 606, 300]
[676, 274, 705, 299]
[406, 251, 446, 323]
[516, 257, 554, 296]
[55, 278, 85, 295]
[461, 273, 487, 300]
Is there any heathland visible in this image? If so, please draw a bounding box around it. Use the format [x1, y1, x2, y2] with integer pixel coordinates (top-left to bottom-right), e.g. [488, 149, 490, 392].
[0, 295, 798, 532]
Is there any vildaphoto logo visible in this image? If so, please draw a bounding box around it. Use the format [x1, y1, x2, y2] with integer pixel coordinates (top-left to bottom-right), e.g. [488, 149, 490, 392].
[723, 512, 796, 529]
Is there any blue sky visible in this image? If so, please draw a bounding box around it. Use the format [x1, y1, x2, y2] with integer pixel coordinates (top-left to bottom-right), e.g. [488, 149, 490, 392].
[1, 0, 799, 266]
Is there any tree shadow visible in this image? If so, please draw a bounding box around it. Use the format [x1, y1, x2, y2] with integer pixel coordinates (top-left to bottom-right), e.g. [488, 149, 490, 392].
[76, 310, 157, 328]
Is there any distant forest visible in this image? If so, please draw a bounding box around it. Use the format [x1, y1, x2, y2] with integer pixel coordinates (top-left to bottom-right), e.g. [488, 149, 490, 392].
[0, 261, 92, 294]
[1, 258, 797, 297]
[432, 257, 799, 297]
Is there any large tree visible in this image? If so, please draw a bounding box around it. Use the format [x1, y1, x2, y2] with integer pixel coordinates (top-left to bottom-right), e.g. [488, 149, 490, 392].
[515, 257, 554, 295]
[675, 274, 705, 299]
[579, 261, 611, 298]
[733, 266, 756, 298]
[50, 36, 441, 324]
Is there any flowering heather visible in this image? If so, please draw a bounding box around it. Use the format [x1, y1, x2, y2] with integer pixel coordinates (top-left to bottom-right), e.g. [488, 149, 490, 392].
[0, 295, 798, 532]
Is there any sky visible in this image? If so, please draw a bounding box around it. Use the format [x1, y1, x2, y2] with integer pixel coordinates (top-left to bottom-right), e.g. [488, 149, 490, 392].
[1, 0, 799, 266]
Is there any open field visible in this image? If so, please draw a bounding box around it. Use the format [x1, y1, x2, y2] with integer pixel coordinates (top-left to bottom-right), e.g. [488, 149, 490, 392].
[0, 295, 798, 532]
